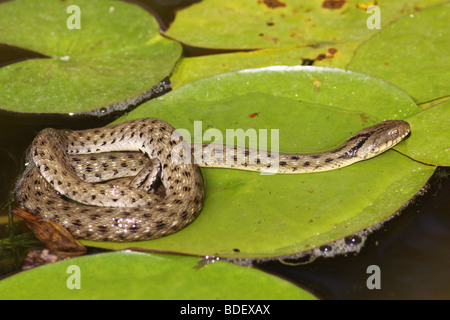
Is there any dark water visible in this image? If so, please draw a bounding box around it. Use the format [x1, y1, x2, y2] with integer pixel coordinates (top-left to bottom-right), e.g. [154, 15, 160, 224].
[0, 0, 448, 299]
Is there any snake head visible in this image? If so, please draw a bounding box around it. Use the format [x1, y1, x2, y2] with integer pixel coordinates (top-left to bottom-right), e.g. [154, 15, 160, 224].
[348, 120, 411, 159]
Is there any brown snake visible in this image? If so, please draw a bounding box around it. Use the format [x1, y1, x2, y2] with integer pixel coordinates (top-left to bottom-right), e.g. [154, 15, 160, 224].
[15, 118, 410, 242]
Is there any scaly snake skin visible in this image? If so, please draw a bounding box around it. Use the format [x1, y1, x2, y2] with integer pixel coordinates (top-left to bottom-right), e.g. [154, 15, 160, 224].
[15, 118, 410, 242]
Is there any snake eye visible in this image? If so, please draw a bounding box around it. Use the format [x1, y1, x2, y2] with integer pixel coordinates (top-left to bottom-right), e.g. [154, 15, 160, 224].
[391, 129, 399, 138]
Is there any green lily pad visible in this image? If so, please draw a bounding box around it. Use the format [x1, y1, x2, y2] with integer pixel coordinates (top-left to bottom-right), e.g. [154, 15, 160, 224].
[171, 43, 360, 88]
[0, 0, 181, 114]
[397, 100, 450, 166]
[81, 67, 435, 260]
[0, 251, 316, 299]
[348, 2, 450, 104]
[166, 0, 445, 49]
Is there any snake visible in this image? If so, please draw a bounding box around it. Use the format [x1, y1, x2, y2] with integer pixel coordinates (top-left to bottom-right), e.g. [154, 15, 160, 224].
[15, 118, 410, 242]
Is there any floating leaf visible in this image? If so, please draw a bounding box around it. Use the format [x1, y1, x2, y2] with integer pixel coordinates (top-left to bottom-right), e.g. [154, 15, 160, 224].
[81, 67, 435, 260]
[0, 0, 181, 115]
[171, 43, 359, 88]
[0, 251, 316, 299]
[166, 0, 445, 49]
[348, 2, 450, 104]
[397, 100, 450, 166]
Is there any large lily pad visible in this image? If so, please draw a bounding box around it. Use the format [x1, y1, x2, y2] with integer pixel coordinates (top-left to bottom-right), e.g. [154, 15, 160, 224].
[0, 251, 316, 299]
[0, 0, 181, 114]
[348, 2, 450, 104]
[166, 0, 445, 49]
[81, 67, 436, 260]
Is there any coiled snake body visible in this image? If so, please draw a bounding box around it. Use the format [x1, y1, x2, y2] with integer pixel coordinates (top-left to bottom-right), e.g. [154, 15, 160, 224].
[15, 118, 410, 242]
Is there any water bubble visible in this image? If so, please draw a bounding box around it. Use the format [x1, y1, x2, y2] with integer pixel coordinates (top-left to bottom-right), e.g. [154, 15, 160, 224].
[319, 245, 332, 253]
[344, 235, 362, 245]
